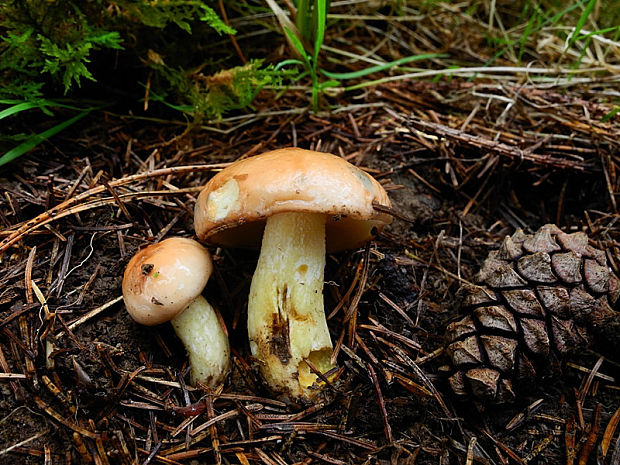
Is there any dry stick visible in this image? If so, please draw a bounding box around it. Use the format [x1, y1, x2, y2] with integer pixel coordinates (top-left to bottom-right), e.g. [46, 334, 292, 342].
[18, 318, 36, 383]
[478, 428, 525, 464]
[0, 373, 26, 379]
[24, 246, 36, 304]
[95, 435, 112, 465]
[403, 250, 476, 287]
[0, 345, 21, 399]
[317, 431, 378, 452]
[45, 239, 61, 286]
[407, 167, 441, 194]
[306, 451, 347, 465]
[354, 333, 381, 368]
[601, 407, 620, 459]
[3, 188, 198, 259]
[566, 415, 577, 465]
[303, 356, 339, 392]
[567, 362, 615, 382]
[0, 303, 38, 329]
[377, 291, 416, 327]
[55, 295, 123, 336]
[344, 244, 371, 348]
[55, 233, 74, 298]
[65, 165, 91, 201]
[578, 404, 602, 465]
[218, 0, 246, 63]
[188, 408, 248, 437]
[577, 356, 605, 403]
[0, 163, 229, 252]
[601, 152, 618, 213]
[523, 427, 560, 463]
[327, 257, 362, 320]
[389, 343, 451, 418]
[407, 118, 586, 170]
[465, 436, 477, 465]
[204, 388, 222, 465]
[0, 430, 50, 457]
[143, 441, 162, 465]
[390, 371, 432, 398]
[71, 432, 93, 464]
[73, 263, 102, 307]
[2, 326, 34, 359]
[103, 179, 133, 221]
[43, 443, 51, 465]
[367, 363, 393, 444]
[504, 398, 545, 432]
[42, 375, 76, 415]
[34, 396, 99, 439]
[372, 202, 415, 223]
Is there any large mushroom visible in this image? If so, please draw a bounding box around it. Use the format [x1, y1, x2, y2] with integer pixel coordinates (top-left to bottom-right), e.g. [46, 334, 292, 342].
[194, 148, 391, 401]
[122, 237, 231, 387]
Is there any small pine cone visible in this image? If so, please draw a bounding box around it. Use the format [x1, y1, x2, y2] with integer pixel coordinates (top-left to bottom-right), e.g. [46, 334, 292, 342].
[445, 224, 620, 403]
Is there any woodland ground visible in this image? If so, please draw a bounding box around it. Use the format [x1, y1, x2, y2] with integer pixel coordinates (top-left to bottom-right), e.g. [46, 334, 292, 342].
[1, 2, 619, 464]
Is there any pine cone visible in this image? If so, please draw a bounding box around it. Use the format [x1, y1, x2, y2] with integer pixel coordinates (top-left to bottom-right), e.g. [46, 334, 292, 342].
[445, 224, 620, 403]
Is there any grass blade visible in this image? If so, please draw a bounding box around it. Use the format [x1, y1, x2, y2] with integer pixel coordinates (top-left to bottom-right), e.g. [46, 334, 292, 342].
[601, 106, 620, 123]
[285, 27, 310, 62]
[0, 110, 90, 167]
[567, 0, 597, 51]
[0, 102, 46, 120]
[321, 53, 446, 80]
[313, 0, 327, 63]
[275, 59, 306, 70]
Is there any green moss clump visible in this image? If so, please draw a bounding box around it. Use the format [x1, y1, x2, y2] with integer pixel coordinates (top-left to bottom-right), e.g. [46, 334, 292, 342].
[1, 0, 276, 119]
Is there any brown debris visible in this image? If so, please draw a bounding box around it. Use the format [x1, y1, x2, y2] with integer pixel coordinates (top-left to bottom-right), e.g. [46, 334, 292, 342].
[1, 11, 619, 463]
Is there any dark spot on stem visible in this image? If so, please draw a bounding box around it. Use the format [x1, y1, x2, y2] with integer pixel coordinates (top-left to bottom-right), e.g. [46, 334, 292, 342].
[270, 285, 291, 364]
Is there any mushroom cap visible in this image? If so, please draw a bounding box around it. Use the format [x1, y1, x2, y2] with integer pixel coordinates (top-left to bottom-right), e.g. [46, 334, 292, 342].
[194, 148, 392, 252]
[122, 237, 213, 326]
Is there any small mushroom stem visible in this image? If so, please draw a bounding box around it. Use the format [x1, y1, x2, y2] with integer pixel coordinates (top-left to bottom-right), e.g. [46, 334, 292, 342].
[171, 295, 231, 387]
[248, 212, 335, 401]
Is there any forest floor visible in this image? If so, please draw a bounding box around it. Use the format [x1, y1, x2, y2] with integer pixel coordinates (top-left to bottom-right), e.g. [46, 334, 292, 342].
[1, 3, 620, 463]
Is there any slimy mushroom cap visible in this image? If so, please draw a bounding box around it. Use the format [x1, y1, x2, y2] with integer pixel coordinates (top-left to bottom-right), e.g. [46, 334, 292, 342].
[122, 237, 213, 325]
[194, 148, 392, 252]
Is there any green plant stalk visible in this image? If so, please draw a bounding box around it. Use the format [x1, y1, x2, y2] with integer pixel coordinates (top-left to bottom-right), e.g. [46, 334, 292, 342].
[567, 0, 597, 51]
[321, 54, 446, 80]
[0, 110, 90, 167]
[297, 0, 311, 42]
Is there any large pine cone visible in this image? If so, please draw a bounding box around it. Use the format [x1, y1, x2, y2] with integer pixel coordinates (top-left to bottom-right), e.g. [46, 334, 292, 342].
[445, 224, 620, 403]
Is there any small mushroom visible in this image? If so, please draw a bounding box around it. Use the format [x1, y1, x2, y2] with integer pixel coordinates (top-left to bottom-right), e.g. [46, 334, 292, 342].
[122, 237, 230, 387]
[194, 148, 392, 401]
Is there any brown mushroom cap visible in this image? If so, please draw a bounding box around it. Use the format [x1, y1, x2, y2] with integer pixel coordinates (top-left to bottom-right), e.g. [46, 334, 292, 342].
[194, 148, 392, 252]
[122, 238, 213, 326]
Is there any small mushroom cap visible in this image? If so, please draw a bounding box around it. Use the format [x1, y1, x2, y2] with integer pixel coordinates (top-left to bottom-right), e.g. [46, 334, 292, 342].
[194, 148, 392, 252]
[122, 237, 213, 326]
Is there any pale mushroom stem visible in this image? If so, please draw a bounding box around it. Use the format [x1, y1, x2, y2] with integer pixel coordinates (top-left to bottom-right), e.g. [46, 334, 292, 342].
[248, 211, 335, 400]
[171, 295, 231, 386]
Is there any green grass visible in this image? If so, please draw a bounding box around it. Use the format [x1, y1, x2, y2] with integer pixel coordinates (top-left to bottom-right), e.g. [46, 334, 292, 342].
[2, 0, 619, 165]
[0, 100, 101, 167]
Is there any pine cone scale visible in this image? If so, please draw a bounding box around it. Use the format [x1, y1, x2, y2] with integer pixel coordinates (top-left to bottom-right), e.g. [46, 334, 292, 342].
[517, 252, 557, 283]
[445, 224, 620, 402]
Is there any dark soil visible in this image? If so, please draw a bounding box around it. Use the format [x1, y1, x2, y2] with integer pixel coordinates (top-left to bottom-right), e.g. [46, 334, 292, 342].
[1, 81, 619, 464]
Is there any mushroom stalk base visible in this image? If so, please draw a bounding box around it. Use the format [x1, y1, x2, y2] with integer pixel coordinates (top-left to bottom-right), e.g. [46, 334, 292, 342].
[171, 295, 231, 387]
[248, 212, 334, 401]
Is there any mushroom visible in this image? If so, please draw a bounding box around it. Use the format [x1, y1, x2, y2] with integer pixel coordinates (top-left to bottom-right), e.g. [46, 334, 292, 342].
[194, 148, 391, 401]
[122, 237, 231, 387]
